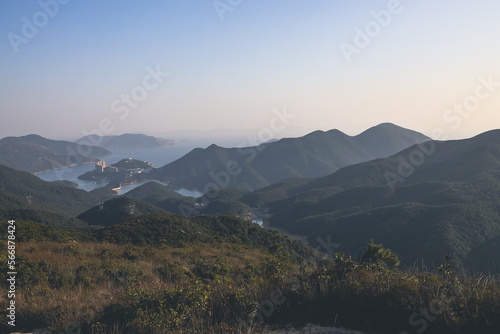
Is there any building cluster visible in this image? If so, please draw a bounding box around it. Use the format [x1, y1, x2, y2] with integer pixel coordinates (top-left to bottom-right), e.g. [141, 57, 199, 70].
[94, 159, 153, 175]
[95, 161, 118, 173]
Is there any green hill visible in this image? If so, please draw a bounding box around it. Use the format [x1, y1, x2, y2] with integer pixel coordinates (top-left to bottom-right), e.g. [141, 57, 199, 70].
[95, 212, 322, 264]
[152, 123, 429, 191]
[0, 187, 89, 229]
[237, 130, 500, 273]
[0, 208, 90, 229]
[1, 217, 498, 334]
[111, 158, 156, 170]
[0, 165, 113, 217]
[77, 197, 165, 227]
[123, 181, 194, 214]
[126, 182, 254, 217]
[203, 199, 251, 216]
[0, 134, 110, 173]
[123, 181, 184, 203]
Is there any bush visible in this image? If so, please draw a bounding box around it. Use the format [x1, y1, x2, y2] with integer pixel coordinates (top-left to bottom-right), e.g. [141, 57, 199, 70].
[361, 240, 400, 268]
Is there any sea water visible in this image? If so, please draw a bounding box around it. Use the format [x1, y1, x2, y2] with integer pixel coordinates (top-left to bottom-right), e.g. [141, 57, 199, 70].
[36, 145, 203, 196]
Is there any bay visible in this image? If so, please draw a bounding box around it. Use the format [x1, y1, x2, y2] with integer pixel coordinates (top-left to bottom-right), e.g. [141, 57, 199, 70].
[35, 144, 202, 194]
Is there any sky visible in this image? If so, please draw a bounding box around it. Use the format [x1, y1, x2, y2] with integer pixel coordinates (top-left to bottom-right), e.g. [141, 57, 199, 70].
[1, 0, 499, 144]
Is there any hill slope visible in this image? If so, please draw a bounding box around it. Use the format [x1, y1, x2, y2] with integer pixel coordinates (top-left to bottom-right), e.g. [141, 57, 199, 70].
[1, 218, 498, 334]
[124, 181, 184, 203]
[0, 165, 112, 217]
[0, 188, 89, 229]
[94, 212, 322, 264]
[241, 130, 500, 272]
[153, 123, 429, 191]
[0, 134, 110, 173]
[125, 182, 252, 216]
[77, 197, 165, 227]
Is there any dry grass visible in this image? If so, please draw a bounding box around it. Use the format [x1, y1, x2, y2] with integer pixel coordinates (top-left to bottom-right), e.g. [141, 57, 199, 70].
[0, 239, 279, 333]
[1, 240, 498, 334]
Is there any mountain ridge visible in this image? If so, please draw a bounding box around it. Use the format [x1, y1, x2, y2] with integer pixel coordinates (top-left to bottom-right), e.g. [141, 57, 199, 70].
[76, 133, 175, 149]
[235, 129, 500, 272]
[152, 123, 430, 191]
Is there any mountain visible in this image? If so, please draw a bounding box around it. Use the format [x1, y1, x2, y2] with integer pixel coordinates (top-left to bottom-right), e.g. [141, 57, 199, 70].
[125, 182, 251, 216]
[94, 212, 322, 263]
[121, 181, 194, 214]
[241, 130, 500, 272]
[152, 123, 429, 191]
[0, 134, 111, 173]
[124, 181, 185, 204]
[0, 164, 112, 217]
[76, 133, 175, 149]
[0, 186, 90, 229]
[77, 197, 165, 227]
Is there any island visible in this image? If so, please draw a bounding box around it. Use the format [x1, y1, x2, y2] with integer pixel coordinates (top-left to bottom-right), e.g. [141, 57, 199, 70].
[78, 158, 157, 188]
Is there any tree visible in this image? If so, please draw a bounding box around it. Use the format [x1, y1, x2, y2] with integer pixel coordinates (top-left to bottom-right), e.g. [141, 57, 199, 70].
[361, 240, 400, 268]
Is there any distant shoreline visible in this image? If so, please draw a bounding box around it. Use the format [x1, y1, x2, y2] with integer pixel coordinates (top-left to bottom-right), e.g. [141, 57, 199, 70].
[33, 161, 95, 175]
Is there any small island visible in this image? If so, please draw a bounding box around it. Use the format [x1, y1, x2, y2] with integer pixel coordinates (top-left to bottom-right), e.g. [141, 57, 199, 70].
[78, 158, 156, 187]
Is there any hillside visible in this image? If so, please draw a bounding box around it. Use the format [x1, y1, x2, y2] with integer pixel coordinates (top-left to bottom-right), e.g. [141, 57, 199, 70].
[0, 188, 90, 229]
[124, 181, 184, 203]
[0, 165, 113, 217]
[125, 183, 251, 217]
[152, 123, 429, 191]
[243, 130, 500, 272]
[1, 218, 498, 334]
[95, 212, 321, 261]
[77, 197, 165, 227]
[0, 134, 110, 173]
[122, 181, 193, 214]
[76, 133, 175, 149]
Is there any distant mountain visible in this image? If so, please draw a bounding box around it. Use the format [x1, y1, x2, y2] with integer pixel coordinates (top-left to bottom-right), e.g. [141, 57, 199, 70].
[152, 123, 429, 191]
[239, 130, 500, 272]
[0, 134, 111, 173]
[76, 133, 175, 149]
[77, 197, 165, 227]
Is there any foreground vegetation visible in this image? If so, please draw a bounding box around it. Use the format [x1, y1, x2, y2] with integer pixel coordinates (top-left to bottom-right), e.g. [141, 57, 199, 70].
[0, 219, 499, 334]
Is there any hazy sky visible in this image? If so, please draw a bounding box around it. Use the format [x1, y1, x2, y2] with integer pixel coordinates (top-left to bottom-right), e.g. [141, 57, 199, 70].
[1, 0, 499, 142]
